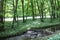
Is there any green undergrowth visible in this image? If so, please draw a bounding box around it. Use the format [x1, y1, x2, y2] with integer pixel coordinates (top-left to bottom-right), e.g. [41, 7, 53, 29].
[0, 18, 60, 38]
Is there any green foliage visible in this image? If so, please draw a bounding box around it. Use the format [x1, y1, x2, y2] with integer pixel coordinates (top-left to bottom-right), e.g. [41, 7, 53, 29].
[4, 0, 60, 17]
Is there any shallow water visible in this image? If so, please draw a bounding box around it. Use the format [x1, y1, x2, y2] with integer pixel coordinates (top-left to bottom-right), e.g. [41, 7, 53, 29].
[5, 29, 54, 40]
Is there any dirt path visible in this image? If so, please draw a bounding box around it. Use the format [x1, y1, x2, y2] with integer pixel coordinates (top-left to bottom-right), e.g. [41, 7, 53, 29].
[5, 16, 50, 21]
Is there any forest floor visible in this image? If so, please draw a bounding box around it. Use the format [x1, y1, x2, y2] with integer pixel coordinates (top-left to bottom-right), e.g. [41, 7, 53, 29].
[0, 18, 60, 40]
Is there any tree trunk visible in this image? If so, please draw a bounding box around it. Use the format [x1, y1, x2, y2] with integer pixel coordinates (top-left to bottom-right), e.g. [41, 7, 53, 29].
[22, 0, 25, 23]
[40, 2, 44, 22]
[26, 0, 29, 21]
[12, 0, 18, 27]
[50, 0, 54, 22]
[36, 0, 41, 20]
[0, 0, 4, 31]
[31, 0, 35, 21]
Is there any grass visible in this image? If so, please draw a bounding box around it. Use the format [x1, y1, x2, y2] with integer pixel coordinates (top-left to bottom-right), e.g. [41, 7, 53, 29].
[0, 18, 60, 38]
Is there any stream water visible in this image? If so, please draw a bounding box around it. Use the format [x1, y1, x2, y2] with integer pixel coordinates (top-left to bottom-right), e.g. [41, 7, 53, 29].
[3, 29, 54, 40]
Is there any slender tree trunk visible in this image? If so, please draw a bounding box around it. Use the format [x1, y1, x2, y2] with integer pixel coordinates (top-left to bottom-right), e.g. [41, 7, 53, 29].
[16, 0, 18, 24]
[13, 0, 16, 22]
[40, 1, 44, 22]
[26, 0, 29, 21]
[50, 0, 56, 22]
[36, 0, 41, 20]
[31, 0, 35, 21]
[0, 0, 4, 31]
[53, 0, 56, 19]
[57, 0, 59, 18]
[12, 0, 15, 27]
[3, 0, 6, 30]
[50, 0, 54, 22]
[21, 0, 25, 23]
[12, 0, 18, 27]
[34, 0, 36, 16]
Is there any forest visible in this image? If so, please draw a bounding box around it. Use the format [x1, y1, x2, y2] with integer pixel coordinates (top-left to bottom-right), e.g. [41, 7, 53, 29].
[0, 0, 60, 40]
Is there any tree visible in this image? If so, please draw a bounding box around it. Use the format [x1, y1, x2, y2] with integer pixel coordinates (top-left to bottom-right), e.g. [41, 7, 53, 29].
[40, 1, 44, 22]
[12, 0, 18, 27]
[0, 0, 4, 31]
[16, 0, 18, 23]
[57, 0, 60, 18]
[36, 0, 44, 22]
[21, 0, 25, 23]
[36, 0, 41, 19]
[34, 0, 36, 16]
[50, 0, 56, 22]
[53, 0, 56, 19]
[31, 0, 35, 20]
[26, 0, 29, 21]
[50, 0, 54, 22]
